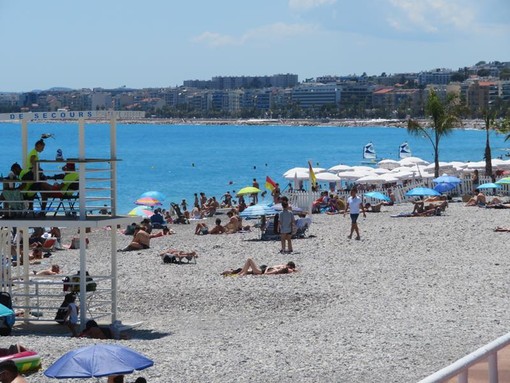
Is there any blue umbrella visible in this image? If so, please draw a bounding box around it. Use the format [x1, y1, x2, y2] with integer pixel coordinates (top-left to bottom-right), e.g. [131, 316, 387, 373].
[139, 190, 166, 201]
[433, 182, 457, 193]
[44, 344, 153, 378]
[433, 175, 461, 184]
[0, 303, 15, 327]
[477, 182, 502, 189]
[364, 191, 391, 202]
[240, 204, 278, 218]
[405, 187, 441, 197]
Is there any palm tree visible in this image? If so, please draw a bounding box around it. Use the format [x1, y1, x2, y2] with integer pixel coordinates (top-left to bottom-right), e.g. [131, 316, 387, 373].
[482, 108, 497, 182]
[407, 90, 462, 177]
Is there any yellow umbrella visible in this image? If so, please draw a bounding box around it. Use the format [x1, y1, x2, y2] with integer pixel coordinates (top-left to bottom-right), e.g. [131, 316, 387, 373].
[236, 186, 262, 196]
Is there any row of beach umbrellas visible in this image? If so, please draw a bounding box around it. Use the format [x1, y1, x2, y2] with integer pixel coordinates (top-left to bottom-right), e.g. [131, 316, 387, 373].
[283, 157, 510, 185]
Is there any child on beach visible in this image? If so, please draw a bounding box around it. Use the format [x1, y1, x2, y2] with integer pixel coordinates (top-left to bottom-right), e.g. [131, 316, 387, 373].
[278, 196, 295, 253]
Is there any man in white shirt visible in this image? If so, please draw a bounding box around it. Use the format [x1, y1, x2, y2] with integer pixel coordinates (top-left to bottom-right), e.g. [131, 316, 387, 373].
[344, 188, 366, 240]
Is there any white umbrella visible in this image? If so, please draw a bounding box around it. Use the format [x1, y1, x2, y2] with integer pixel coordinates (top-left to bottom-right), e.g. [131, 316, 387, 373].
[377, 159, 400, 170]
[373, 168, 390, 174]
[446, 161, 468, 169]
[422, 162, 454, 172]
[283, 167, 325, 178]
[283, 170, 309, 180]
[399, 157, 430, 166]
[465, 161, 486, 170]
[315, 172, 341, 182]
[355, 174, 388, 184]
[377, 173, 400, 183]
[337, 170, 372, 180]
[351, 165, 376, 172]
[328, 164, 352, 172]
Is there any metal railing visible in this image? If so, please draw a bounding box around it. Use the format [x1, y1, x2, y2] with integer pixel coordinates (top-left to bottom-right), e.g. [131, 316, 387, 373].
[419, 331, 510, 383]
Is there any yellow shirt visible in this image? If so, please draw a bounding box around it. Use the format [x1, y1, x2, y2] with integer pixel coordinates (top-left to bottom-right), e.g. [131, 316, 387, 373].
[27, 148, 39, 170]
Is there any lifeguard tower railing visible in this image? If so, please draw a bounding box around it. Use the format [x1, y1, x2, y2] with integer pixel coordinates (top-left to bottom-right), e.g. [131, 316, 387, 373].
[0, 110, 143, 327]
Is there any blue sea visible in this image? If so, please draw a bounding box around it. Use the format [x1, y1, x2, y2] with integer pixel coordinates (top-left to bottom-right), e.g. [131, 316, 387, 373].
[0, 122, 508, 214]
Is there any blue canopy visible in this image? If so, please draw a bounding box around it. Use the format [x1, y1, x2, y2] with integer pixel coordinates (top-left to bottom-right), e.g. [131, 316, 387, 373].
[477, 182, 502, 189]
[364, 191, 391, 202]
[433, 175, 461, 184]
[405, 187, 441, 197]
[44, 344, 153, 378]
[240, 204, 278, 218]
[433, 182, 457, 193]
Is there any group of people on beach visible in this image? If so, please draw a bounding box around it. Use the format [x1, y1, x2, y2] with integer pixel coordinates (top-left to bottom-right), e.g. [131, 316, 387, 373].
[0, 138, 79, 218]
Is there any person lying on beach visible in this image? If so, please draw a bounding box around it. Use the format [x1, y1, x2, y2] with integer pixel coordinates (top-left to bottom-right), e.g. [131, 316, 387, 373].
[494, 227, 510, 232]
[118, 225, 150, 251]
[160, 248, 198, 263]
[364, 202, 383, 213]
[79, 320, 108, 339]
[221, 257, 297, 276]
[34, 264, 60, 276]
[149, 227, 174, 238]
[484, 198, 510, 209]
[465, 191, 487, 207]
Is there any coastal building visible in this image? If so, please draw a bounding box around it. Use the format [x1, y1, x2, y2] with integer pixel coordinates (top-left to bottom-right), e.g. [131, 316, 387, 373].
[461, 79, 500, 114]
[291, 83, 340, 110]
[418, 69, 452, 86]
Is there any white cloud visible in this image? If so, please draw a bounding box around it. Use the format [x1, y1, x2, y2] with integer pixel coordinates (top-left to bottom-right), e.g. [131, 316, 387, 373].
[288, 0, 336, 12]
[192, 22, 317, 48]
[387, 0, 476, 33]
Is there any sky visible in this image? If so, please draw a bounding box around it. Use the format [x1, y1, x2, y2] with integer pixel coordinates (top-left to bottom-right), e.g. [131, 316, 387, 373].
[0, 0, 509, 92]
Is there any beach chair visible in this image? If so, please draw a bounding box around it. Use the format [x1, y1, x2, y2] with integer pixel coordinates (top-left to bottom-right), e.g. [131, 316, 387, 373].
[41, 237, 57, 253]
[46, 179, 79, 216]
[293, 222, 310, 239]
[170, 202, 189, 224]
[260, 221, 280, 241]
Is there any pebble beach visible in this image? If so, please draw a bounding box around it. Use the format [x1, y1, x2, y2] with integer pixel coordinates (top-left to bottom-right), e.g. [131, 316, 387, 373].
[6, 201, 510, 382]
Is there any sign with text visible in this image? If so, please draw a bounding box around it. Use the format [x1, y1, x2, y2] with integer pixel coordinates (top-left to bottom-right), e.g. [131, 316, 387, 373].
[0, 110, 145, 121]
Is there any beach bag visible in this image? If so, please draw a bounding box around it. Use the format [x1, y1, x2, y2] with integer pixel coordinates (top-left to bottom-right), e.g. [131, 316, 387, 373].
[64, 272, 97, 292]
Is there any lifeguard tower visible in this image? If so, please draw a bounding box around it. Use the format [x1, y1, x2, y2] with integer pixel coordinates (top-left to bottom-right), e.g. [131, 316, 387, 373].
[0, 110, 144, 329]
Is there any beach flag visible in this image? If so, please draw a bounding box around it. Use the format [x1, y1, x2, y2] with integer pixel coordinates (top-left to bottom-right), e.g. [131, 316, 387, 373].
[308, 161, 317, 190]
[265, 176, 276, 192]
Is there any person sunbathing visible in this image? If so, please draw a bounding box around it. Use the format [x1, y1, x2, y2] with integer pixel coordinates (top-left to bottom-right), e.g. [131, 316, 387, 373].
[159, 248, 198, 263]
[34, 264, 60, 276]
[149, 227, 173, 238]
[465, 192, 487, 207]
[221, 257, 296, 276]
[118, 225, 150, 251]
[196, 219, 226, 235]
[364, 202, 383, 212]
[494, 227, 510, 232]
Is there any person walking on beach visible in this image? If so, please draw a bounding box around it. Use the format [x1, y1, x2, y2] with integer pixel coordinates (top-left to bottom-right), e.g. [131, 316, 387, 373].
[278, 196, 295, 253]
[345, 187, 366, 240]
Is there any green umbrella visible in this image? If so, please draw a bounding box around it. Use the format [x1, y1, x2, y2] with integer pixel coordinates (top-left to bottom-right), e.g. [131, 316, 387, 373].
[495, 177, 510, 185]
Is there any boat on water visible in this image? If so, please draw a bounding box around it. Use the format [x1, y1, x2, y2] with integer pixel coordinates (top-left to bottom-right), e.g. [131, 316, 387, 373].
[361, 142, 378, 164]
[399, 142, 412, 159]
